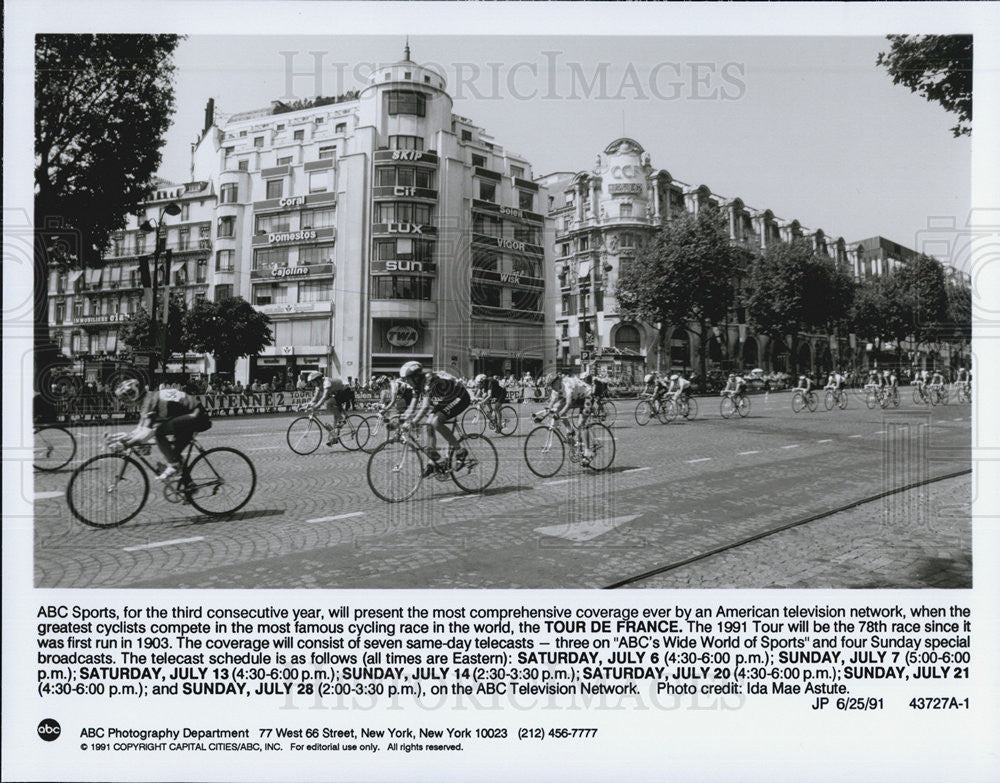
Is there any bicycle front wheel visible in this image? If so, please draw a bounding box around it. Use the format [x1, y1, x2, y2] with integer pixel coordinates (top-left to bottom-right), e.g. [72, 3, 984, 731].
[67, 454, 149, 528]
[341, 414, 370, 451]
[451, 434, 499, 493]
[185, 447, 257, 516]
[367, 439, 423, 503]
[824, 391, 835, 411]
[584, 423, 616, 472]
[287, 416, 322, 454]
[634, 401, 653, 426]
[720, 396, 735, 419]
[460, 407, 486, 437]
[498, 405, 519, 436]
[659, 400, 678, 424]
[865, 391, 876, 410]
[791, 393, 805, 414]
[524, 426, 566, 478]
[737, 396, 751, 418]
[34, 425, 77, 471]
[359, 416, 386, 454]
[806, 393, 818, 412]
[837, 392, 848, 410]
[599, 400, 617, 427]
[683, 397, 698, 419]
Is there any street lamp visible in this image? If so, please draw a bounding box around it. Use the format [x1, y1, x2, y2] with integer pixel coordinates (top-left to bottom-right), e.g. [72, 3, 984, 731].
[139, 201, 182, 389]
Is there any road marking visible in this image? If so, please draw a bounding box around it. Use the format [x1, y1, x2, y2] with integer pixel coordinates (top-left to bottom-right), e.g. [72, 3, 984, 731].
[247, 446, 282, 451]
[124, 537, 204, 552]
[874, 430, 886, 435]
[622, 467, 652, 474]
[34, 491, 64, 500]
[543, 478, 575, 486]
[953, 418, 964, 422]
[307, 512, 364, 523]
[686, 458, 712, 463]
[535, 514, 641, 542]
[782, 444, 800, 450]
[737, 451, 759, 456]
[816, 439, 833, 443]
[848, 434, 863, 439]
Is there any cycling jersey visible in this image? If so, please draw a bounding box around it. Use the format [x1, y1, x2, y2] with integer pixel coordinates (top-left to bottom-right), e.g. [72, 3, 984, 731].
[796, 378, 813, 393]
[383, 378, 414, 413]
[827, 374, 844, 388]
[478, 377, 508, 402]
[140, 388, 203, 422]
[413, 371, 471, 420]
[669, 377, 691, 394]
[724, 377, 747, 394]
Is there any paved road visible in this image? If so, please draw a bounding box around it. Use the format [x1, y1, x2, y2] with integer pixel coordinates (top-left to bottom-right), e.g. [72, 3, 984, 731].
[32, 389, 971, 589]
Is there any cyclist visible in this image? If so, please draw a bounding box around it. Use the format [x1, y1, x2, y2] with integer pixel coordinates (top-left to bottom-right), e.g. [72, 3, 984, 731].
[641, 371, 659, 399]
[114, 379, 211, 480]
[581, 368, 609, 403]
[533, 372, 595, 465]
[474, 373, 508, 423]
[929, 368, 946, 398]
[399, 361, 471, 477]
[824, 369, 845, 394]
[793, 373, 814, 398]
[666, 373, 691, 404]
[380, 376, 414, 417]
[721, 372, 747, 402]
[303, 370, 352, 446]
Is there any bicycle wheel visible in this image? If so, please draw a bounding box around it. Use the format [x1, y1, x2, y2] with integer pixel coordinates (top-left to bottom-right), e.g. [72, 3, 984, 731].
[941, 388, 950, 405]
[837, 391, 848, 410]
[913, 387, 925, 405]
[359, 416, 384, 454]
[634, 400, 653, 426]
[720, 396, 735, 419]
[33, 425, 76, 471]
[287, 416, 322, 454]
[67, 454, 149, 528]
[498, 405, 519, 436]
[460, 406, 486, 436]
[583, 423, 616, 472]
[865, 391, 876, 410]
[523, 425, 566, 478]
[659, 400, 678, 424]
[737, 396, 751, 418]
[791, 393, 805, 414]
[451, 434, 499, 493]
[185, 447, 256, 516]
[824, 391, 835, 411]
[367, 439, 423, 502]
[340, 414, 370, 451]
[877, 391, 889, 409]
[806, 392, 818, 412]
[598, 400, 617, 427]
[683, 397, 698, 419]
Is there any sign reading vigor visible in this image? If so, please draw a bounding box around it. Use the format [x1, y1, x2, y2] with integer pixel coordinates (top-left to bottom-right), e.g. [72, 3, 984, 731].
[386, 325, 420, 348]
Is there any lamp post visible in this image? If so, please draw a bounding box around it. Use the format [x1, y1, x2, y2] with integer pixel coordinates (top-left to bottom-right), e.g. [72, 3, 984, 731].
[139, 201, 182, 389]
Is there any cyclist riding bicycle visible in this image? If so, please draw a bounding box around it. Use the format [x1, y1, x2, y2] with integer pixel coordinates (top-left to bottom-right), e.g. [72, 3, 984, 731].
[666, 373, 691, 402]
[642, 372, 661, 401]
[533, 372, 595, 465]
[114, 379, 211, 480]
[474, 373, 508, 422]
[721, 372, 747, 400]
[794, 374, 813, 396]
[379, 376, 415, 417]
[580, 369, 609, 401]
[304, 370, 352, 446]
[825, 370, 845, 393]
[929, 369, 946, 396]
[399, 361, 471, 477]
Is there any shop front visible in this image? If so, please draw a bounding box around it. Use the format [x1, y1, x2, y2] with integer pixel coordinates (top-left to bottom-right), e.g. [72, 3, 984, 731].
[370, 318, 432, 380]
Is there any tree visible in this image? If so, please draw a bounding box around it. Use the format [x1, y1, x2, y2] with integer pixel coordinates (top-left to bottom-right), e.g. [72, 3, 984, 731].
[876, 35, 972, 137]
[850, 271, 912, 367]
[119, 292, 189, 356]
[34, 34, 182, 379]
[184, 297, 274, 376]
[615, 207, 734, 381]
[944, 277, 972, 348]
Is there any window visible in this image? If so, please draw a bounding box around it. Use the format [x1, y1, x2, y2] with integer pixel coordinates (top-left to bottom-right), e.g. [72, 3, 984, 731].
[196, 257, 207, 282]
[387, 90, 426, 116]
[73, 299, 84, 318]
[376, 202, 433, 225]
[254, 137, 264, 148]
[174, 264, 188, 286]
[318, 145, 336, 160]
[472, 154, 487, 167]
[478, 181, 496, 202]
[217, 216, 236, 238]
[389, 135, 423, 151]
[300, 208, 334, 229]
[620, 202, 632, 217]
[55, 302, 66, 323]
[315, 116, 324, 124]
[566, 191, 575, 204]
[298, 243, 334, 265]
[266, 179, 283, 199]
[253, 246, 290, 270]
[619, 232, 635, 248]
[336, 122, 347, 133]
[253, 284, 289, 306]
[276, 124, 285, 131]
[560, 242, 571, 257]
[239, 130, 247, 137]
[510, 165, 525, 179]
[178, 228, 190, 250]
[514, 224, 540, 245]
[462, 130, 472, 141]
[238, 159, 249, 171]
[298, 279, 333, 302]
[294, 129, 306, 141]
[216, 250, 234, 272]
[563, 216, 572, 230]
[255, 213, 292, 234]
[214, 284, 233, 302]
[375, 167, 433, 189]
[512, 289, 541, 313]
[473, 250, 499, 271]
[473, 214, 501, 237]
[194, 292, 207, 306]
[578, 235, 589, 251]
[519, 190, 534, 211]
[277, 156, 293, 166]
[135, 233, 147, 254]
[471, 282, 501, 308]
[181, 203, 190, 221]
[371, 276, 431, 300]
[308, 170, 328, 193]
[57, 272, 67, 292]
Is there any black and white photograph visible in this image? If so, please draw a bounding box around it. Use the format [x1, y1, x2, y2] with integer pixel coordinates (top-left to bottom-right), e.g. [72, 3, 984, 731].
[4, 2, 999, 781]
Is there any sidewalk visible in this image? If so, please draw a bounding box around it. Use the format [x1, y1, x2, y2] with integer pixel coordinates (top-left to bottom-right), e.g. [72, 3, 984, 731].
[629, 473, 971, 589]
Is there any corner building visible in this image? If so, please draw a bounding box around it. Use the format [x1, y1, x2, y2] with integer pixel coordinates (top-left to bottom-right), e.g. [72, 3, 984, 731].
[193, 48, 554, 384]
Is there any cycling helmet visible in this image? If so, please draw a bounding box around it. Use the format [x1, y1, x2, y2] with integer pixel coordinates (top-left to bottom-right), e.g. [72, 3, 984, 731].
[114, 378, 142, 402]
[306, 370, 323, 382]
[670, 374, 679, 381]
[474, 373, 487, 385]
[729, 373, 736, 379]
[643, 373, 655, 384]
[400, 361, 423, 378]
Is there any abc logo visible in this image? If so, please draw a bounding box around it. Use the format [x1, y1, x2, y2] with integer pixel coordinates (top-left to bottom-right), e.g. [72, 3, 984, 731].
[37, 718, 61, 741]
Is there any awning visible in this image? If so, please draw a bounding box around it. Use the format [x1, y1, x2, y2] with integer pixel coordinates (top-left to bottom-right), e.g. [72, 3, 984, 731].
[84, 267, 103, 285]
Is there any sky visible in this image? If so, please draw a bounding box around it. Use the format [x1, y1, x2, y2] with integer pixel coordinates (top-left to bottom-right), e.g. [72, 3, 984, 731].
[159, 34, 971, 261]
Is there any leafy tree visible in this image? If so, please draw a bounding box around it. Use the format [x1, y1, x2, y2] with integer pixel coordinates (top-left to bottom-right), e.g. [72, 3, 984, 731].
[944, 277, 972, 347]
[902, 254, 950, 347]
[616, 206, 734, 380]
[118, 292, 189, 356]
[184, 297, 274, 376]
[34, 34, 182, 380]
[850, 271, 912, 366]
[876, 35, 972, 137]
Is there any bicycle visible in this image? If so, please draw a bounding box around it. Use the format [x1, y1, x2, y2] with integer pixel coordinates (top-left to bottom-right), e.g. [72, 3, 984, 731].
[912, 383, 930, 406]
[666, 393, 698, 421]
[791, 389, 818, 413]
[523, 408, 615, 478]
[634, 394, 675, 426]
[286, 406, 370, 454]
[33, 424, 77, 471]
[956, 383, 972, 404]
[720, 391, 750, 419]
[366, 420, 498, 503]
[460, 399, 519, 437]
[928, 385, 949, 406]
[864, 383, 879, 410]
[66, 434, 256, 528]
[824, 387, 849, 411]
